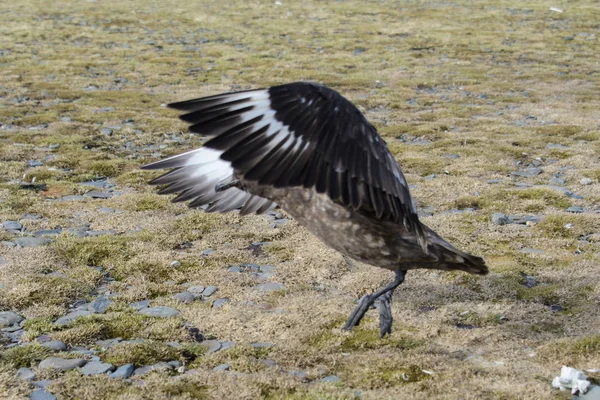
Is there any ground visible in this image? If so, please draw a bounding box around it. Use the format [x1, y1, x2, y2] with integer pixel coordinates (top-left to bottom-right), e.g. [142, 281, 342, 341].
[0, 0, 599, 399]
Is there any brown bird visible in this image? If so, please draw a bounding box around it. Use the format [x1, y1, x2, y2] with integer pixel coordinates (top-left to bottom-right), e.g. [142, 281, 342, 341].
[142, 82, 488, 337]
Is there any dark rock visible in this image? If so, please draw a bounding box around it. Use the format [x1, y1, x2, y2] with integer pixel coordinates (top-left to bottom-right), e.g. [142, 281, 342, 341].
[550, 304, 562, 312]
[138, 306, 179, 317]
[110, 364, 134, 379]
[39, 357, 86, 371]
[456, 323, 475, 329]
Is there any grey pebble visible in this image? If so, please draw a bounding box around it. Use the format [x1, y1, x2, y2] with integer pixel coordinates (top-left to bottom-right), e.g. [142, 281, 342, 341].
[187, 285, 205, 295]
[520, 248, 546, 254]
[255, 282, 286, 292]
[3, 221, 22, 231]
[88, 295, 112, 313]
[13, 237, 52, 247]
[549, 176, 565, 185]
[33, 229, 63, 237]
[580, 178, 593, 185]
[261, 359, 278, 367]
[129, 300, 150, 310]
[138, 306, 179, 317]
[202, 286, 218, 297]
[81, 361, 115, 375]
[202, 340, 222, 353]
[27, 160, 44, 167]
[213, 363, 230, 372]
[487, 179, 503, 184]
[219, 341, 235, 351]
[0, 311, 24, 328]
[96, 338, 122, 349]
[212, 298, 229, 308]
[16, 367, 36, 381]
[110, 363, 134, 379]
[84, 191, 113, 199]
[100, 128, 113, 136]
[318, 375, 341, 383]
[59, 195, 85, 201]
[55, 309, 92, 326]
[547, 143, 568, 149]
[170, 260, 181, 268]
[566, 206, 584, 213]
[132, 366, 154, 376]
[41, 340, 67, 352]
[250, 342, 274, 349]
[39, 357, 86, 371]
[202, 248, 215, 255]
[98, 207, 115, 213]
[288, 370, 308, 381]
[491, 213, 510, 225]
[30, 389, 56, 400]
[172, 291, 196, 304]
[167, 360, 182, 368]
[34, 380, 53, 389]
[509, 215, 541, 225]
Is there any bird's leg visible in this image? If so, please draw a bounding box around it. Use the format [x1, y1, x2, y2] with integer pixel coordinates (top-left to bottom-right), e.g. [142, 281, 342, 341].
[376, 289, 394, 338]
[343, 270, 406, 336]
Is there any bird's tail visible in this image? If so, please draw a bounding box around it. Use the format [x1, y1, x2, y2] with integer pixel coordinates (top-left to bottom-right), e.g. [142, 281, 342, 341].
[423, 225, 488, 275]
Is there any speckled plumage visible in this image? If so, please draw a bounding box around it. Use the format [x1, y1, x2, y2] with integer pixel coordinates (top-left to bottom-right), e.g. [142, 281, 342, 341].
[142, 81, 488, 336]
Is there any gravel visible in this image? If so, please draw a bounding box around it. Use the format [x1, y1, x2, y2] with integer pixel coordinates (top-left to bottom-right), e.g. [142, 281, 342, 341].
[138, 306, 179, 317]
[81, 361, 115, 375]
[110, 364, 134, 379]
[0, 311, 24, 328]
[39, 357, 87, 371]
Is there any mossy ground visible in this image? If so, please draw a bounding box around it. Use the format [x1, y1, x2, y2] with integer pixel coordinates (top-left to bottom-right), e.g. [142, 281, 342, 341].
[0, 0, 599, 398]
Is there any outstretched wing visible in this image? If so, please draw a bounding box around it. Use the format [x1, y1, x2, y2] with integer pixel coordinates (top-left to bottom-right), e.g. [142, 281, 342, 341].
[162, 82, 425, 247]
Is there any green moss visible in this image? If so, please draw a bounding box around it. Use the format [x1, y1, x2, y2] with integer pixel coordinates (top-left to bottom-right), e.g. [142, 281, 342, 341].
[88, 159, 130, 178]
[536, 214, 598, 239]
[352, 364, 430, 389]
[0, 343, 53, 368]
[340, 328, 422, 352]
[52, 234, 131, 267]
[123, 193, 170, 211]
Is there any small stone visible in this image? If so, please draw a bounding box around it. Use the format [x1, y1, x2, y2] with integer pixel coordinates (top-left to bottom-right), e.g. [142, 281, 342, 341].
[27, 160, 44, 167]
[213, 363, 230, 371]
[110, 364, 134, 379]
[254, 282, 286, 292]
[487, 179, 502, 184]
[288, 370, 308, 381]
[88, 295, 112, 313]
[41, 340, 67, 352]
[13, 237, 51, 247]
[580, 178, 593, 185]
[227, 266, 242, 273]
[98, 207, 115, 213]
[34, 380, 53, 389]
[566, 206, 584, 213]
[491, 213, 510, 225]
[59, 195, 85, 201]
[96, 338, 122, 349]
[202, 248, 215, 255]
[549, 176, 565, 185]
[16, 367, 36, 381]
[84, 191, 113, 199]
[520, 248, 546, 254]
[523, 275, 537, 288]
[219, 341, 235, 351]
[261, 359, 278, 367]
[525, 167, 542, 176]
[318, 375, 341, 383]
[81, 361, 115, 375]
[250, 342, 274, 349]
[167, 360, 182, 368]
[172, 292, 196, 304]
[202, 286, 218, 297]
[547, 143, 568, 149]
[212, 298, 229, 308]
[132, 366, 154, 376]
[456, 323, 475, 329]
[187, 285, 205, 295]
[509, 215, 542, 225]
[3, 221, 22, 231]
[202, 340, 222, 353]
[129, 300, 150, 310]
[100, 128, 113, 136]
[55, 310, 92, 326]
[39, 357, 86, 371]
[170, 260, 181, 268]
[550, 304, 562, 312]
[139, 306, 179, 317]
[30, 389, 56, 400]
[0, 311, 24, 328]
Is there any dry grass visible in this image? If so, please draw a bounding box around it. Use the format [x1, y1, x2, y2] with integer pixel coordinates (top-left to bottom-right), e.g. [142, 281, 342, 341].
[1, 0, 599, 398]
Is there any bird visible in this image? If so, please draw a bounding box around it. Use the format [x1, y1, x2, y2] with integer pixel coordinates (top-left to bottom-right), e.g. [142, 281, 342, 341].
[142, 81, 488, 338]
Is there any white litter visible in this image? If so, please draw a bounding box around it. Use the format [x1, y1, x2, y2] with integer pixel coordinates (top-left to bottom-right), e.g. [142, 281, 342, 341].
[550, 7, 563, 13]
[552, 366, 591, 395]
